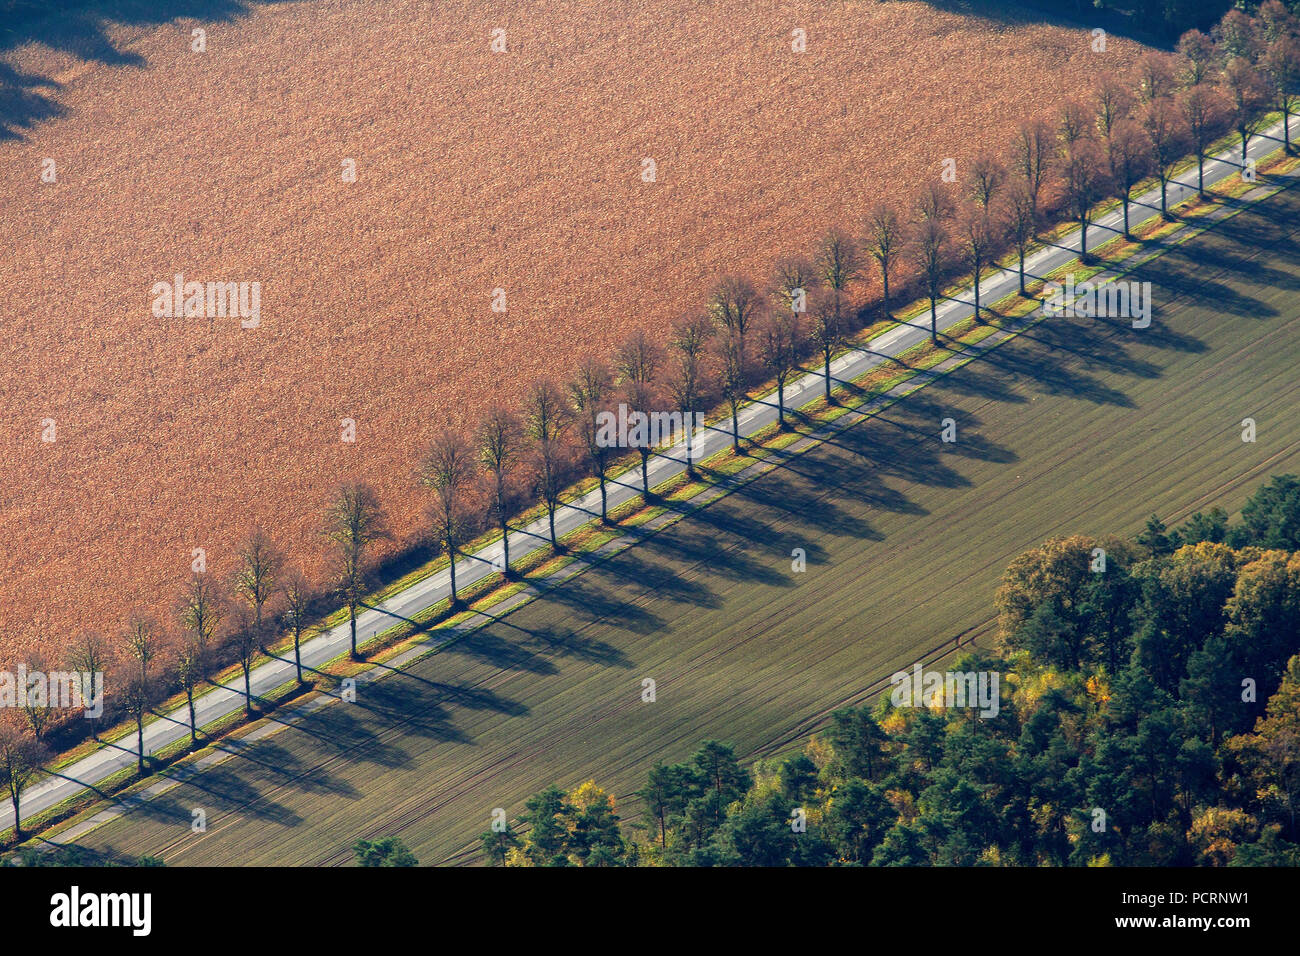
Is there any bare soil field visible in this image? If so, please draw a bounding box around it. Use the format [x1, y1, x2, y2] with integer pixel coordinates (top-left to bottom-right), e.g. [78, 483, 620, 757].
[0, 0, 1148, 659]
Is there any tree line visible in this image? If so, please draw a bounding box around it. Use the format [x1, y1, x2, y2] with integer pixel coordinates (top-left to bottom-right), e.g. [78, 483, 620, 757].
[486, 475, 1300, 866]
[3, 1, 1298, 845]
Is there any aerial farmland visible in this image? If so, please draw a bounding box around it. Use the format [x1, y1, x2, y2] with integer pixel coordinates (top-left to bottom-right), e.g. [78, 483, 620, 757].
[2, 0, 1299, 917]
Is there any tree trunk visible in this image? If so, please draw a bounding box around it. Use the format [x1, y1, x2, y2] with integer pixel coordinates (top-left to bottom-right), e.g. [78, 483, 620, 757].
[882, 272, 890, 320]
[187, 690, 196, 746]
[1018, 248, 1026, 295]
[973, 268, 981, 322]
[598, 477, 608, 523]
[1122, 194, 1130, 239]
[136, 717, 145, 774]
[448, 532, 458, 603]
[929, 296, 938, 344]
[685, 433, 694, 480]
[777, 380, 785, 428]
[349, 604, 359, 658]
[295, 630, 303, 684]
[548, 505, 557, 547]
[731, 405, 740, 453]
[1198, 154, 1205, 197]
[640, 451, 649, 494]
[243, 664, 252, 716]
[1160, 179, 1168, 218]
[500, 514, 511, 568]
[1080, 218, 1088, 261]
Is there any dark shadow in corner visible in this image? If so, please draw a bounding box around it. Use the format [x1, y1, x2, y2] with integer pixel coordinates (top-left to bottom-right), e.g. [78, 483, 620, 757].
[1, 0, 298, 140]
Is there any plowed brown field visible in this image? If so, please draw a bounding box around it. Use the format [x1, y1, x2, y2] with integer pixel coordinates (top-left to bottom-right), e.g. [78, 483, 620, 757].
[0, 0, 1150, 660]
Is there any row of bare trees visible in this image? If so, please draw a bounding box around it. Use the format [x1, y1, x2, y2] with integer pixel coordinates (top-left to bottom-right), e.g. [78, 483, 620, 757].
[1, 493, 386, 838]
[405, 4, 1299, 608]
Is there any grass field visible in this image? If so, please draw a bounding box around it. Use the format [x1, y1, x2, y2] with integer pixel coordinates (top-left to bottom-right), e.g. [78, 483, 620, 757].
[58, 182, 1300, 865]
[0, 0, 1150, 661]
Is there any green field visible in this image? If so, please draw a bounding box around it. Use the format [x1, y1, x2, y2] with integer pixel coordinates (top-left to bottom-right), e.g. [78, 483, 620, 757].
[71, 185, 1300, 865]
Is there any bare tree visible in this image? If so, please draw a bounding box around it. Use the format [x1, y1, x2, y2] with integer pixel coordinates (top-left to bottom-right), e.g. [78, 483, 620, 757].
[477, 404, 523, 564]
[770, 256, 815, 318]
[815, 228, 861, 331]
[418, 429, 475, 605]
[231, 606, 260, 717]
[863, 202, 904, 319]
[233, 528, 279, 652]
[523, 378, 570, 549]
[178, 573, 223, 660]
[1106, 120, 1152, 238]
[1264, 35, 1300, 154]
[707, 275, 759, 362]
[280, 568, 313, 685]
[912, 218, 949, 345]
[1004, 180, 1037, 296]
[1058, 98, 1092, 154]
[68, 631, 109, 739]
[1223, 57, 1272, 163]
[914, 179, 953, 223]
[19, 648, 53, 744]
[758, 308, 803, 429]
[716, 330, 747, 454]
[1095, 76, 1134, 140]
[569, 357, 615, 523]
[176, 634, 206, 748]
[666, 315, 713, 479]
[324, 484, 389, 659]
[120, 616, 162, 774]
[968, 150, 1005, 211]
[1060, 142, 1110, 262]
[955, 201, 1002, 321]
[808, 292, 843, 404]
[0, 717, 47, 841]
[1142, 97, 1190, 219]
[1011, 118, 1054, 222]
[616, 331, 664, 497]
[1177, 29, 1219, 88]
[1137, 53, 1176, 104]
[123, 614, 162, 686]
[121, 672, 151, 776]
[1180, 84, 1226, 197]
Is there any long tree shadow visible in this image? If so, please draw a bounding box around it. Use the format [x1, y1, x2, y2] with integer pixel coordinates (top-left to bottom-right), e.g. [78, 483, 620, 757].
[116, 758, 308, 829]
[964, 329, 1140, 407]
[606, 506, 823, 585]
[119, 665, 534, 829]
[519, 623, 635, 667]
[443, 628, 564, 676]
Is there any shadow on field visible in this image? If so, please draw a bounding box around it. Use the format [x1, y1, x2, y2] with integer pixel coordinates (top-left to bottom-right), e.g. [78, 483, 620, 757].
[932, 0, 1183, 49]
[87, 663, 539, 836]
[0, 0, 295, 140]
